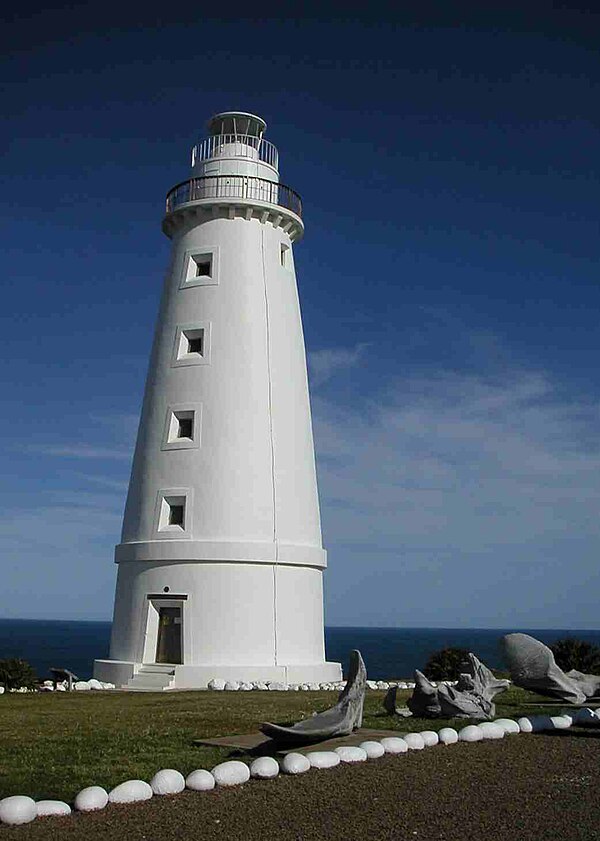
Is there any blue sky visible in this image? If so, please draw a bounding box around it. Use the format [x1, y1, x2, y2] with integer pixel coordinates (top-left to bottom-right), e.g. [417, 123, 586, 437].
[2, 2, 599, 627]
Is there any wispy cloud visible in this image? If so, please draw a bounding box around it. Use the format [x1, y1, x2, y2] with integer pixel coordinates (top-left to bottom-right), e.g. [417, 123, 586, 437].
[27, 444, 132, 461]
[308, 343, 368, 387]
[314, 364, 600, 627]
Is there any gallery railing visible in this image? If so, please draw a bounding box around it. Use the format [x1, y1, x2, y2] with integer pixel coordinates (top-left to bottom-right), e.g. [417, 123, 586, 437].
[191, 134, 279, 170]
[165, 176, 302, 218]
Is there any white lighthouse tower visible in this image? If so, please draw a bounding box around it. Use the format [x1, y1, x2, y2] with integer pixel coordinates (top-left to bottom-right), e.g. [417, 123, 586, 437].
[94, 112, 342, 689]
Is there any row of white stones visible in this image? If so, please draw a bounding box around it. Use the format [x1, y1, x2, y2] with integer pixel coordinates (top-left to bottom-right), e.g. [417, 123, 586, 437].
[1, 680, 115, 694]
[2, 708, 598, 827]
[206, 679, 459, 692]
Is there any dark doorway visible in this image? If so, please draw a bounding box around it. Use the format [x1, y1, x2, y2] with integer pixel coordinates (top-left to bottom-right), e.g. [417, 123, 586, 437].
[156, 606, 182, 664]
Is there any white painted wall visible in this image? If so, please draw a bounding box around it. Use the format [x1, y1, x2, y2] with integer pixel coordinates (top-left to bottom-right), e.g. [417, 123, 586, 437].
[95, 114, 341, 687]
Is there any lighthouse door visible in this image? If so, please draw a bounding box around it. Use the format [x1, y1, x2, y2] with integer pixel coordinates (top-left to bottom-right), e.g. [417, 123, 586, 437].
[155, 606, 182, 664]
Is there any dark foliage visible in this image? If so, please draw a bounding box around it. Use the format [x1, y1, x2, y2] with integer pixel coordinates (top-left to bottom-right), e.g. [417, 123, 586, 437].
[422, 647, 471, 681]
[550, 638, 600, 674]
[0, 658, 38, 690]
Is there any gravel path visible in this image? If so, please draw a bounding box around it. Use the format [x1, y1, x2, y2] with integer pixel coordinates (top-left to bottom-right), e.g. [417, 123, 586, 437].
[3, 731, 599, 841]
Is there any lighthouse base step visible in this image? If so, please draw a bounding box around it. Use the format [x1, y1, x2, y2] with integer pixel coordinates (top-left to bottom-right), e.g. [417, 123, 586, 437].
[94, 659, 342, 689]
[125, 665, 176, 692]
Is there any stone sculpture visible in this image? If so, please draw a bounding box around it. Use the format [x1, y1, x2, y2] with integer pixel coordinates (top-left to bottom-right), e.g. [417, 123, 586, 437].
[406, 671, 443, 717]
[260, 650, 366, 745]
[502, 633, 600, 704]
[393, 653, 508, 720]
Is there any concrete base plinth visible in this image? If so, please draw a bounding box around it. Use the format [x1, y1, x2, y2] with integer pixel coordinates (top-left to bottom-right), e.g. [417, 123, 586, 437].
[94, 659, 342, 689]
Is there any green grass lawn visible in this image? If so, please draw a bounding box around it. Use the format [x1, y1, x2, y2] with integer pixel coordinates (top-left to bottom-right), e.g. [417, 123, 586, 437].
[0, 686, 553, 802]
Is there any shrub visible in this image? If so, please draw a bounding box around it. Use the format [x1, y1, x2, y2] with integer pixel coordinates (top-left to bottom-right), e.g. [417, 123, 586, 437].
[550, 638, 600, 674]
[0, 658, 38, 690]
[422, 647, 471, 681]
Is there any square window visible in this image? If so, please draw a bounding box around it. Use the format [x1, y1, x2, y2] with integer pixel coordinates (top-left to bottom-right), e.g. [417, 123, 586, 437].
[168, 504, 184, 526]
[181, 248, 219, 288]
[172, 323, 211, 368]
[194, 257, 211, 278]
[162, 405, 201, 450]
[177, 328, 205, 361]
[187, 334, 204, 355]
[157, 493, 189, 533]
[178, 416, 193, 439]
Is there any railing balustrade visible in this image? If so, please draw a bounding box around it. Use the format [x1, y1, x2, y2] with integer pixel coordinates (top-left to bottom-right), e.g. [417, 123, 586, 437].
[191, 134, 279, 170]
[166, 175, 302, 218]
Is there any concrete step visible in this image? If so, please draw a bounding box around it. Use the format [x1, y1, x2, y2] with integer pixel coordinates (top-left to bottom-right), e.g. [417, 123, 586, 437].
[138, 664, 176, 675]
[124, 665, 176, 691]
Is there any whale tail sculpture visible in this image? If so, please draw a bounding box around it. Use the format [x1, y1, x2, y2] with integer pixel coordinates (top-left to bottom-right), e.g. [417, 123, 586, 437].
[502, 633, 600, 704]
[260, 650, 366, 746]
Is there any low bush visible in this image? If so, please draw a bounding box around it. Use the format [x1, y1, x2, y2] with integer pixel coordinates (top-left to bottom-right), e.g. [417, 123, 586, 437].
[550, 638, 600, 674]
[422, 647, 471, 681]
[0, 658, 38, 690]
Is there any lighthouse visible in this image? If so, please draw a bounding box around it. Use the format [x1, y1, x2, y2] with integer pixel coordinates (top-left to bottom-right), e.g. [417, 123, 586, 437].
[94, 112, 342, 689]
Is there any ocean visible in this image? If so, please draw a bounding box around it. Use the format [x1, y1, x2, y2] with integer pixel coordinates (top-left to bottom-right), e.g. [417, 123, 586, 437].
[1, 619, 599, 681]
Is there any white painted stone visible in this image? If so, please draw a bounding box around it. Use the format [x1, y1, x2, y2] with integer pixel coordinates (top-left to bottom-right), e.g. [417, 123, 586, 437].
[517, 717, 534, 733]
[458, 725, 483, 743]
[268, 682, 289, 691]
[36, 800, 71, 817]
[208, 679, 226, 691]
[419, 730, 439, 747]
[224, 681, 240, 691]
[38, 685, 53, 692]
[185, 770, 215, 791]
[281, 753, 311, 775]
[54, 684, 66, 692]
[366, 681, 378, 690]
[477, 723, 505, 740]
[438, 727, 459, 745]
[250, 757, 280, 779]
[109, 780, 153, 804]
[0, 796, 37, 826]
[493, 718, 520, 735]
[380, 737, 408, 754]
[255, 682, 269, 691]
[397, 682, 408, 690]
[102, 682, 115, 689]
[88, 679, 104, 690]
[300, 684, 310, 691]
[74, 786, 109, 812]
[240, 682, 254, 691]
[211, 761, 250, 787]
[0, 687, 4, 695]
[150, 769, 185, 795]
[307, 751, 341, 769]
[359, 740, 386, 759]
[550, 715, 572, 730]
[376, 681, 389, 690]
[402, 733, 425, 750]
[73, 681, 91, 691]
[335, 746, 367, 763]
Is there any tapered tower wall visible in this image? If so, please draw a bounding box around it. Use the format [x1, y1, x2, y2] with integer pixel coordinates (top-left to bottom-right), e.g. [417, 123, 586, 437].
[95, 112, 341, 688]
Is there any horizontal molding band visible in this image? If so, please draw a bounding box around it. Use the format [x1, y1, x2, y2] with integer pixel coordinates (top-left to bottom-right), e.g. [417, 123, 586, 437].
[114, 540, 327, 569]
